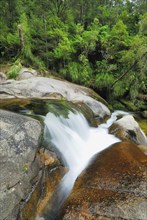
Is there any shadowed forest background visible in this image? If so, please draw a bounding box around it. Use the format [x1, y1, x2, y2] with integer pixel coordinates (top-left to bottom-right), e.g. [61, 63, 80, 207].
[0, 0, 146, 109]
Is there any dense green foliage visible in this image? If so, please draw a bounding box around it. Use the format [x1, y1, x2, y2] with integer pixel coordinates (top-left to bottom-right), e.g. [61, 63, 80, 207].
[0, 0, 147, 105]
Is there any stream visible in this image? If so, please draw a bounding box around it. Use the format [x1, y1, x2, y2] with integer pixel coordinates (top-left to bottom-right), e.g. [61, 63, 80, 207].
[37, 110, 129, 220]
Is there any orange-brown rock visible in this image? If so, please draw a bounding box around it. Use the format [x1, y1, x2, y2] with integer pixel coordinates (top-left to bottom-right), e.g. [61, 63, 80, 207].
[19, 149, 65, 220]
[138, 145, 147, 155]
[59, 141, 147, 220]
[37, 148, 60, 166]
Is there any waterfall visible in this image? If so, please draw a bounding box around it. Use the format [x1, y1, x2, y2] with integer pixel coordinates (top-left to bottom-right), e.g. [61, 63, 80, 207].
[37, 110, 129, 220]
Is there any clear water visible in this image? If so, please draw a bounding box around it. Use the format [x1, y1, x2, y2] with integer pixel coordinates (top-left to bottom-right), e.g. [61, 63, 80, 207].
[37, 110, 129, 220]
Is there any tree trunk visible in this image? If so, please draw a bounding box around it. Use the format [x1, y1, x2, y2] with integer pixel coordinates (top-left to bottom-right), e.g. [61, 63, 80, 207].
[18, 24, 24, 51]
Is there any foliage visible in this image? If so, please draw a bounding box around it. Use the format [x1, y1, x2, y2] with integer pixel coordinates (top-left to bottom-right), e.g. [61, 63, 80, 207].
[0, 0, 147, 106]
[61, 56, 92, 86]
[7, 61, 22, 79]
[95, 73, 115, 89]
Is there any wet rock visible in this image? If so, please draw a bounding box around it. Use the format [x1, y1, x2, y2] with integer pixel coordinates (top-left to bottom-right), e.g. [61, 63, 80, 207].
[137, 118, 147, 136]
[0, 77, 110, 119]
[0, 110, 42, 220]
[0, 98, 97, 127]
[138, 145, 147, 155]
[19, 149, 65, 220]
[59, 142, 147, 220]
[38, 148, 60, 166]
[109, 115, 147, 146]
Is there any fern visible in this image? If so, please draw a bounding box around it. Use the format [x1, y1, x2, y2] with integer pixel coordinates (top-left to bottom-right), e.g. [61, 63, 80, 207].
[7, 62, 22, 79]
[113, 81, 127, 98]
[95, 73, 115, 89]
[60, 61, 92, 85]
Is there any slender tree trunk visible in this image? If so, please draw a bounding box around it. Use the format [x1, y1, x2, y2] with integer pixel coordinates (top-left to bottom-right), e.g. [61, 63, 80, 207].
[18, 24, 24, 51]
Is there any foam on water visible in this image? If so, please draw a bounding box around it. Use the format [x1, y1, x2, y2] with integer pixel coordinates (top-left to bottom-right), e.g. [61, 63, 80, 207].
[38, 110, 129, 219]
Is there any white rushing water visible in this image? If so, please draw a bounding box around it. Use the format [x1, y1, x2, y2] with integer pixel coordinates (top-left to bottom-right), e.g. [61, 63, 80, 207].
[44, 110, 129, 178]
[38, 110, 129, 220]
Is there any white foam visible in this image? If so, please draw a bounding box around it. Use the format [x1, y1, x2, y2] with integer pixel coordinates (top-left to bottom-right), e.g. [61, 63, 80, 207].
[38, 110, 129, 219]
[44, 111, 128, 192]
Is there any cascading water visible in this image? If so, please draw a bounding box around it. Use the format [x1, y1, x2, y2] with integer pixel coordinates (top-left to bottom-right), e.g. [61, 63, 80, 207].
[38, 110, 129, 220]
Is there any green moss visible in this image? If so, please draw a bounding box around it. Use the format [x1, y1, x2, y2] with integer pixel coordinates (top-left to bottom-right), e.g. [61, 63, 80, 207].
[21, 163, 29, 172]
[120, 99, 137, 111]
[137, 119, 147, 135]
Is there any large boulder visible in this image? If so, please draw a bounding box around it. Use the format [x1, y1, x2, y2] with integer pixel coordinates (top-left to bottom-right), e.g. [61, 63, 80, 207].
[0, 110, 42, 220]
[59, 142, 147, 220]
[109, 115, 147, 146]
[0, 77, 110, 119]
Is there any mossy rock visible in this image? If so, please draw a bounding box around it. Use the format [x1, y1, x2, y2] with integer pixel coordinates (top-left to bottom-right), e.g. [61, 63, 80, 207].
[137, 119, 147, 136]
[0, 98, 97, 127]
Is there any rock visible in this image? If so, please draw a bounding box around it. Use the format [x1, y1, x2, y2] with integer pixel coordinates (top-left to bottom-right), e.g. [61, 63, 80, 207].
[74, 95, 110, 120]
[0, 72, 7, 82]
[38, 148, 60, 166]
[0, 98, 97, 127]
[19, 148, 65, 220]
[137, 118, 147, 136]
[17, 68, 38, 80]
[141, 110, 147, 119]
[109, 115, 147, 146]
[0, 77, 110, 119]
[59, 142, 147, 220]
[138, 145, 147, 155]
[0, 110, 42, 220]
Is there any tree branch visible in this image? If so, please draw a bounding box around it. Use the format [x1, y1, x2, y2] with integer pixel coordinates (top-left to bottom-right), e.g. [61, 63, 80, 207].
[111, 51, 147, 88]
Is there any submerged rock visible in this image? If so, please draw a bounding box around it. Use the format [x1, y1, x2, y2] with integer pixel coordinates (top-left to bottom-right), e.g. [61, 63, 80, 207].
[0, 110, 42, 220]
[0, 77, 110, 119]
[59, 141, 147, 220]
[109, 115, 147, 146]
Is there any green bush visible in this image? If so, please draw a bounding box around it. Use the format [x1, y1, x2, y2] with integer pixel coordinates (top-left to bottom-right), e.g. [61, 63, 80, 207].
[7, 62, 22, 79]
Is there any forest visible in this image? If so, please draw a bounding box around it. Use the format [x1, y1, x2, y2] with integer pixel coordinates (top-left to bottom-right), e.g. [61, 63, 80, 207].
[0, 0, 147, 109]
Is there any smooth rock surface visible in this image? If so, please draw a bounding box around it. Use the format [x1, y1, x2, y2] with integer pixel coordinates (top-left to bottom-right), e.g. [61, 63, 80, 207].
[0, 110, 42, 220]
[59, 142, 147, 220]
[0, 77, 110, 119]
[17, 68, 38, 80]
